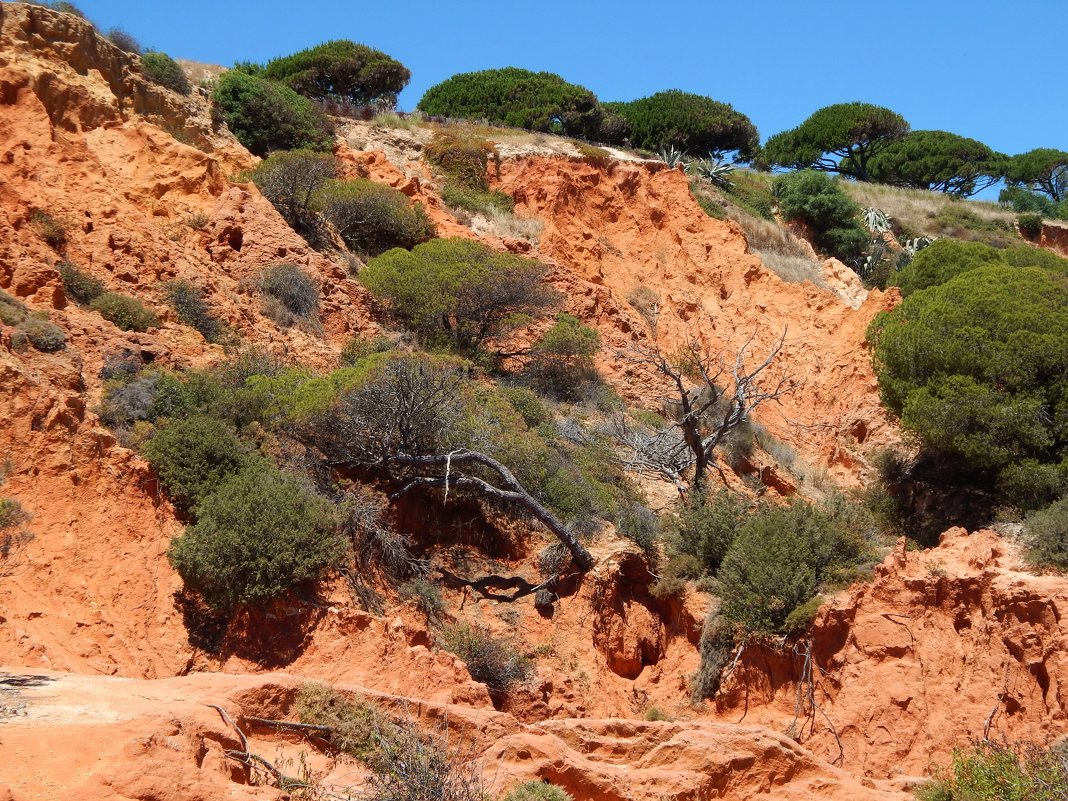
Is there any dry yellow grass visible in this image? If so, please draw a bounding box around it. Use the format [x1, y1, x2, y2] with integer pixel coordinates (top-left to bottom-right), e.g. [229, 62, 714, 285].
[844, 182, 1017, 238]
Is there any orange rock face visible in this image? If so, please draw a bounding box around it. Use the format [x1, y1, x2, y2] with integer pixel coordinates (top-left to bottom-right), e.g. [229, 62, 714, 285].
[712, 528, 1068, 778]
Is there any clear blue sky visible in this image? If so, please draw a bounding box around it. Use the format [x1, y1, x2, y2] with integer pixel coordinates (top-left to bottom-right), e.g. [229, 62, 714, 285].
[75, 0, 1065, 157]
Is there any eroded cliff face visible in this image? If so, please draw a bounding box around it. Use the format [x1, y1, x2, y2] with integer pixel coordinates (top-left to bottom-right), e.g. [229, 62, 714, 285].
[495, 158, 899, 482]
[0, 5, 1064, 801]
[712, 528, 1068, 778]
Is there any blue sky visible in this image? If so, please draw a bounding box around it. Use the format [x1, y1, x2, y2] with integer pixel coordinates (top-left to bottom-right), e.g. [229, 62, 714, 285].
[75, 0, 1065, 158]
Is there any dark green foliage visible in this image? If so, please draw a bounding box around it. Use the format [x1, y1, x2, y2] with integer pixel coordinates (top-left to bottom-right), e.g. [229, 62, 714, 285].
[58, 262, 104, 304]
[998, 460, 1067, 512]
[314, 179, 435, 256]
[869, 265, 1068, 479]
[141, 51, 191, 95]
[1025, 497, 1068, 570]
[526, 314, 600, 400]
[165, 280, 221, 342]
[605, 90, 758, 159]
[725, 170, 775, 219]
[168, 464, 342, 611]
[30, 210, 68, 250]
[417, 68, 603, 138]
[716, 496, 878, 634]
[17, 316, 66, 352]
[213, 70, 334, 156]
[916, 741, 1068, 801]
[250, 150, 337, 231]
[1004, 148, 1068, 201]
[500, 385, 552, 429]
[90, 292, 159, 331]
[143, 416, 251, 513]
[762, 102, 909, 181]
[1018, 213, 1044, 239]
[502, 782, 574, 801]
[106, 27, 142, 55]
[360, 238, 557, 349]
[262, 40, 410, 107]
[868, 130, 1004, 197]
[774, 171, 868, 262]
[258, 263, 319, 327]
[668, 488, 747, 576]
[437, 622, 532, 694]
[890, 239, 1004, 297]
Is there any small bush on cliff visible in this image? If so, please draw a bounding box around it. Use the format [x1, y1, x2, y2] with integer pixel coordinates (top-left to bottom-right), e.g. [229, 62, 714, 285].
[168, 464, 343, 612]
[774, 170, 868, 263]
[141, 51, 191, 95]
[502, 782, 574, 801]
[360, 238, 557, 350]
[313, 179, 435, 257]
[257, 263, 320, 328]
[716, 496, 878, 634]
[296, 682, 387, 761]
[262, 40, 410, 107]
[251, 150, 337, 233]
[90, 292, 159, 331]
[106, 27, 142, 55]
[917, 741, 1068, 801]
[525, 313, 601, 400]
[1018, 212, 1044, 239]
[165, 280, 222, 342]
[213, 70, 334, 156]
[16, 316, 66, 352]
[58, 262, 104, 304]
[1025, 497, 1068, 571]
[437, 622, 532, 695]
[423, 131, 514, 218]
[30, 210, 68, 250]
[143, 416, 252, 513]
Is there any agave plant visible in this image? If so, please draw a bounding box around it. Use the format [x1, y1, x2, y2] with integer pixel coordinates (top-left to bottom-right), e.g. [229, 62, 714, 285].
[862, 206, 891, 234]
[657, 145, 688, 169]
[688, 154, 735, 188]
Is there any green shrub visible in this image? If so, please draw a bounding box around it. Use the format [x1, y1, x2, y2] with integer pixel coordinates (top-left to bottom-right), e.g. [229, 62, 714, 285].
[30, 210, 68, 250]
[168, 464, 342, 611]
[501, 385, 552, 428]
[143, 416, 250, 513]
[106, 27, 141, 55]
[502, 781, 574, 801]
[360, 238, 557, 349]
[1000, 185, 1060, 216]
[250, 149, 337, 231]
[0, 290, 27, 326]
[425, 132, 498, 190]
[998, 460, 1067, 511]
[440, 185, 514, 217]
[17, 315, 66, 352]
[716, 496, 878, 634]
[213, 70, 334, 157]
[400, 579, 445, 620]
[917, 741, 1068, 801]
[606, 90, 758, 158]
[668, 488, 747, 577]
[258, 263, 319, 327]
[890, 239, 1004, 297]
[340, 335, 393, 366]
[313, 179, 435, 256]
[261, 40, 410, 107]
[869, 265, 1068, 478]
[437, 622, 532, 695]
[58, 262, 104, 304]
[165, 280, 221, 342]
[774, 171, 868, 263]
[526, 314, 600, 400]
[295, 682, 385, 762]
[1018, 212, 1044, 238]
[90, 292, 159, 331]
[417, 67, 602, 138]
[1025, 497, 1068, 570]
[141, 51, 191, 95]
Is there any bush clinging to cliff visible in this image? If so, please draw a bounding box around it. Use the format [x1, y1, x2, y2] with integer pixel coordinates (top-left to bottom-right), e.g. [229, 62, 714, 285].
[213, 70, 334, 156]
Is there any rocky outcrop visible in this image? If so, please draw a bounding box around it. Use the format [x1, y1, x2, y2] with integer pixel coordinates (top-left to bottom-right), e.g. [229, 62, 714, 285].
[712, 528, 1068, 778]
[1041, 220, 1068, 256]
